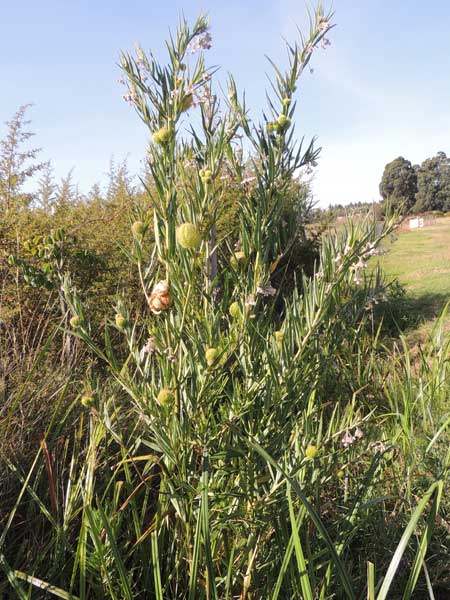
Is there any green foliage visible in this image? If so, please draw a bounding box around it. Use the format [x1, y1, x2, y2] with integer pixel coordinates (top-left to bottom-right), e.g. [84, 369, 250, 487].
[379, 152, 450, 215]
[1, 7, 450, 600]
[414, 151, 450, 213]
[379, 156, 417, 214]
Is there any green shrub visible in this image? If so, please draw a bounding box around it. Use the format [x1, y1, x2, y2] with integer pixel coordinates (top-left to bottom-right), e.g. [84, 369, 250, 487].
[1, 7, 450, 600]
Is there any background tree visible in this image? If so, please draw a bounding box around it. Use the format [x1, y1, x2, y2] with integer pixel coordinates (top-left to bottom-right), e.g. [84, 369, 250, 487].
[0, 104, 47, 213]
[379, 156, 417, 214]
[36, 162, 56, 211]
[413, 151, 450, 213]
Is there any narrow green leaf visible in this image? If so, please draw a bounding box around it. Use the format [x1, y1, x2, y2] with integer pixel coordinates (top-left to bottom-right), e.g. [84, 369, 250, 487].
[287, 484, 313, 600]
[377, 481, 442, 600]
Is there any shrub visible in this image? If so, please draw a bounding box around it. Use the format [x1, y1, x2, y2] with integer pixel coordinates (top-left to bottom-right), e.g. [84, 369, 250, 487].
[2, 7, 450, 600]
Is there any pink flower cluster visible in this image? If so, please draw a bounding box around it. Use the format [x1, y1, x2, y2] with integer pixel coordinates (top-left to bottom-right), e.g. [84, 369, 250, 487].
[123, 89, 139, 105]
[341, 426, 364, 448]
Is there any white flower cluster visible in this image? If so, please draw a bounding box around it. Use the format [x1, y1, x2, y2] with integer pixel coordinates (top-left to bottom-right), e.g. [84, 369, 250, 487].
[188, 30, 212, 54]
[139, 337, 156, 362]
[318, 17, 330, 33]
[257, 284, 277, 297]
[183, 158, 198, 170]
[364, 291, 388, 311]
[350, 241, 387, 286]
[245, 294, 256, 308]
[304, 43, 314, 57]
[135, 60, 148, 82]
[194, 82, 213, 106]
[351, 258, 367, 286]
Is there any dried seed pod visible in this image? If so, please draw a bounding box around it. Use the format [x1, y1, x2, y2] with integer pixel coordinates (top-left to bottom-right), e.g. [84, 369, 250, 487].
[148, 280, 173, 314]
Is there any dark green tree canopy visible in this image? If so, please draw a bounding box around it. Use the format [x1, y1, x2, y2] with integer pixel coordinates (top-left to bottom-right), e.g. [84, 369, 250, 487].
[379, 156, 417, 213]
[414, 151, 450, 213]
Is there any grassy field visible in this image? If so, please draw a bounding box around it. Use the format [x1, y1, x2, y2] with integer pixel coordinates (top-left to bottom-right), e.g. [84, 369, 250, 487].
[378, 216, 450, 337]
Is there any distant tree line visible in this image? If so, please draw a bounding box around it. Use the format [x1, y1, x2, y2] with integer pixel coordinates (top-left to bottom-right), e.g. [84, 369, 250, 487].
[311, 201, 383, 224]
[379, 152, 450, 214]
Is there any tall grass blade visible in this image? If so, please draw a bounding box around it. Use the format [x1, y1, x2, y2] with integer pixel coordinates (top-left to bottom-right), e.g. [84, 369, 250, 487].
[377, 480, 443, 600]
[151, 531, 164, 600]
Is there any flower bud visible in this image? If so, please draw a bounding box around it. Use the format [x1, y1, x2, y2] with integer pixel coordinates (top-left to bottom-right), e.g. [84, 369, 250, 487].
[81, 394, 95, 408]
[274, 330, 283, 349]
[282, 97, 291, 106]
[176, 223, 202, 249]
[205, 347, 218, 366]
[182, 94, 194, 111]
[70, 315, 81, 328]
[277, 114, 291, 130]
[199, 168, 212, 184]
[266, 121, 278, 133]
[305, 444, 318, 460]
[157, 388, 174, 407]
[230, 251, 246, 269]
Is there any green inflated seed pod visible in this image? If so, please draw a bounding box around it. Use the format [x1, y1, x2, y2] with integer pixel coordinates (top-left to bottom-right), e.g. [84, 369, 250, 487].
[205, 347, 218, 366]
[305, 445, 318, 460]
[152, 127, 171, 144]
[157, 388, 175, 407]
[229, 302, 240, 318]
[115, 314, 127, 329]
[176, 223, 201, 249]
[131, 221, 145, 237]
[70, 315, 81, 328]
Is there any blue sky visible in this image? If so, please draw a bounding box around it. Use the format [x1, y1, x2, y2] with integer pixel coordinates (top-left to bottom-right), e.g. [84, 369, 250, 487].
[2, 0, 450, 207]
